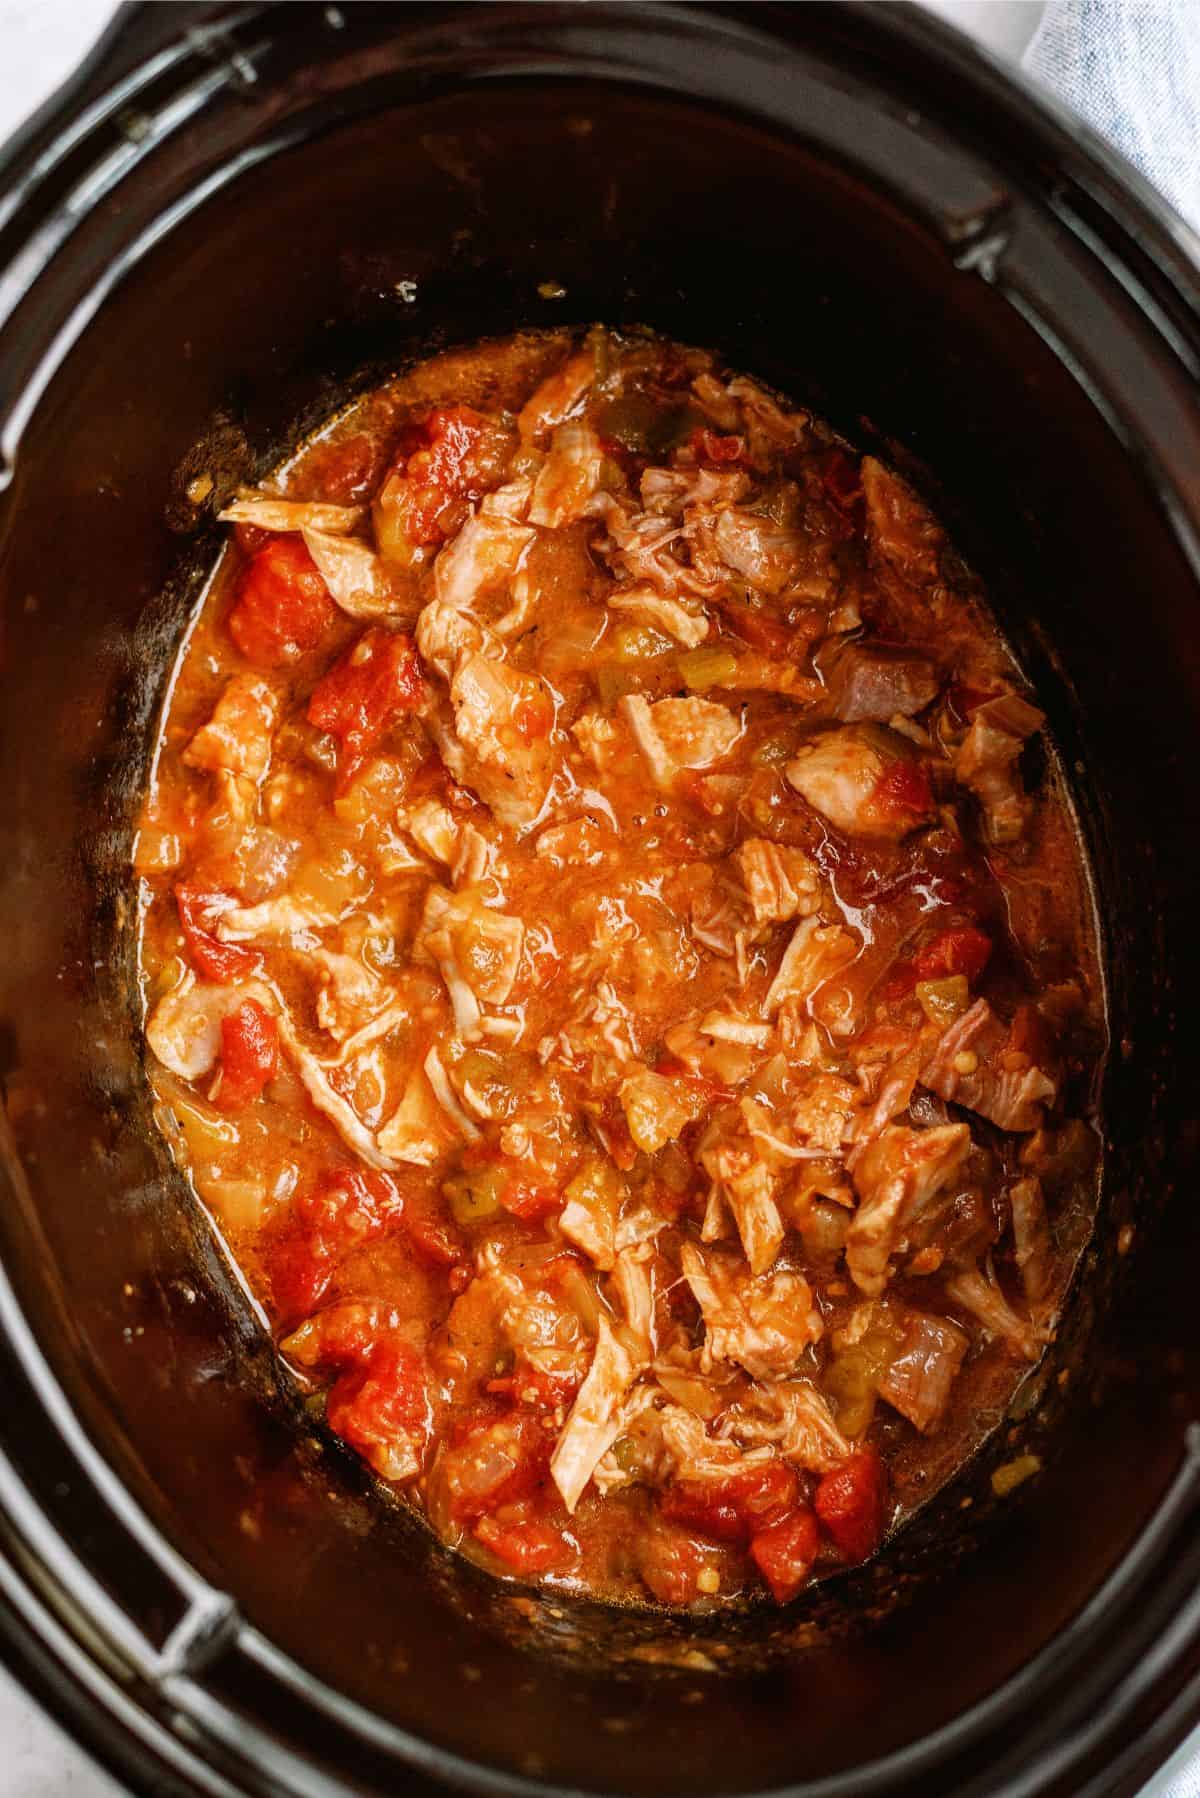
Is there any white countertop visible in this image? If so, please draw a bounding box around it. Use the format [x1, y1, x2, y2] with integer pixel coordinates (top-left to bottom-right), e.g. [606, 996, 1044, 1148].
[3, 2, 1193, 1796]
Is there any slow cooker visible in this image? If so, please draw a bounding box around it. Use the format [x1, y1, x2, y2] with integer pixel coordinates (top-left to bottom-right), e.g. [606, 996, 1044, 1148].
[0, 4, 1198, 1793]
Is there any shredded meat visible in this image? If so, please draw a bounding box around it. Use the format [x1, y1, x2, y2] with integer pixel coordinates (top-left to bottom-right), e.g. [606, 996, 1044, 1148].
[528, 420, 604, 527]
[846, 1123, 971, 1297]
[922, 1000, 1056, 1133]
[822, 639, 940, 723]
[724, 1380, 851, 1473]
[141, 328, 1100, 1613]
[550, 1316, 644, 1513]
[734, 839, 822, 927]
[955, 692, 1044, 843]
[787, 726, 931, 840]
[681, 1242, 821, 1379]
[861, 457, 943, 588]
[946, 1263, 1046, 1361]
[183, 675, 278, 783]
[877, 1311, 968, 1433]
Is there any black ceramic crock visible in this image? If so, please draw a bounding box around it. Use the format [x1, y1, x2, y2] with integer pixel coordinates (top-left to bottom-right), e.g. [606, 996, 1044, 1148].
[0, 4, 1199, 1794]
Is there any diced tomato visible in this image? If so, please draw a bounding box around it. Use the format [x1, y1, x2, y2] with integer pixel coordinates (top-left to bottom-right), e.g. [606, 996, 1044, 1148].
[442, 1411, 552, 1523]
[175, 884, 260, 983]
[914, 926, 992, 984]
[297, 1166, 402, 1238]
[474, 1503, 570, 1573]
[723, 600, 793, 656]
[453, 1146, 562, 1225]
[499, 1178, 562, 1222]
[387, 405, 497, 546]
[661, 1483, 744, 1542]
[400, 1194, 466, 1267]
[268, 1234, 330, 1323]
[733, 1462, 802, 1531]
[306, 627, 425, 789]
[513, 690, 554, 742]
[487, 1360, 582, 1410]
[271, 1168, 404, 1320]
[690, 427, 747, 466]
[661, 1461, 800, 1544]
[228, 536, 335, 667]
[216, 998, 277, 1108]
[750, 1505, 820, 1604]
[299, 432, 384, 505]
[326, 1337, 429, 1469]
[637, 1524, 706, 1606]
[870, 757, 934, 830]
[815, 1449, 889, 1563]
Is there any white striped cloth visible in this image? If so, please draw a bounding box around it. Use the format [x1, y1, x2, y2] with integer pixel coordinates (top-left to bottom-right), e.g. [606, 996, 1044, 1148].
[1025, 0, 1200, 231]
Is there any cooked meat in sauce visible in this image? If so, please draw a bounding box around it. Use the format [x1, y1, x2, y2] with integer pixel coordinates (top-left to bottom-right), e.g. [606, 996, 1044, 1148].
[136, 329, 1102, 1609]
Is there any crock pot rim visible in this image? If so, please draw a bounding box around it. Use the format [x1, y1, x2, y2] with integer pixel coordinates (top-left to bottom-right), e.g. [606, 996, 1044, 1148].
[0, 5, 1198, 1796]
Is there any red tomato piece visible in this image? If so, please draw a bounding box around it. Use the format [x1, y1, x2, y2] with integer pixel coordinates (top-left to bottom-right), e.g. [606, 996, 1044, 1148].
[271, 1168, 404, 1320]
[914, 926, 992, 984]
[443, 1411, 552, 1523]
[637, 1524, 705, 1606]
[175, 884, 260, 983]
[733, 1462, 802, 1532]
[723, 601, 793, 656]
[400, 1194, 466, 1267]
[297, 1166, 402, 1239]
[660, 1482, 745, 1543]
[326, 1338, 429, 1469]
[474, 1504, 570, 1574]
[661, 1462, 799, 1544]
[870, 757, 934, 830]
[306, 627, 425, 789]
[216, 998, 277, 1108]
[392, 405, 495, 545]
[486, 1361, 581, 1410]
[750, 1506, 820, 1604]
[499, 1178, 562, 1222]
[228, 536, 335, 667]
[299, 432, 384, 505]
[815, 1449, 889, 1564]
[268, 1234, 331, 1324]
[690, 427, 748, 465]
[513, 690, 554, 742]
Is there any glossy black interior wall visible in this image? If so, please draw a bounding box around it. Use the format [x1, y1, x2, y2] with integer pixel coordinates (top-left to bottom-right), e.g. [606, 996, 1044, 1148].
[0, 6, 1198, 1795]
